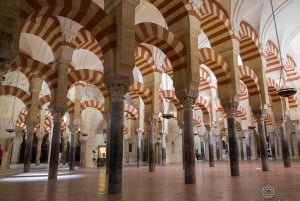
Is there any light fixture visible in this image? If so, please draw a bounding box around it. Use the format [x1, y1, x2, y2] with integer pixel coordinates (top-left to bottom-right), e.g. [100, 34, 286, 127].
[162, 74, 175, 119]
[270, 0, 297, 97]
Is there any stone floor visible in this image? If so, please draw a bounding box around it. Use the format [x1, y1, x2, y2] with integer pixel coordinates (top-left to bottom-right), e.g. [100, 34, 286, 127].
[0, 160, 299, 201]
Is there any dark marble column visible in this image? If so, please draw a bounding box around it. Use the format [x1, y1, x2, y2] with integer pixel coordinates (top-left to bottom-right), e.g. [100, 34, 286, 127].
[208, 130, 214, 167]
[279, 123, 291, 167]
[255, 112, 269, 171]
[24, 123, 36, 172]
[224, 103, 239, 176]
[295, 125, 300, 160]
[270, 134, 276, 160]
[216, 136, 220, 160]
[107, 83, 128, 194]
[160, 131, 167, 166]
[48, 111, 64, 179]
[240, 138, 244, 161]
[68, 124, 79, 171]
[180, 96, 196, 184]
[146, 117, 156, 172]
[246, 134, 251, 161]
[80, 137, 87, 167]
[136, 129, 143, 167]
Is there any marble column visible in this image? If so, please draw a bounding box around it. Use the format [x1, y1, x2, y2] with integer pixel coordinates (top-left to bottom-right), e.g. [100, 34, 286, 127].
[224, 103, 239, 176]
[48, 110, 64, 179]
[136, 129, 143, 167]
[80, 136, 87, 167]
[24, 122, 37, 172]
[160, 131, 167, 166]
[180, 96, 196, 184]
[270, 133, 276, 160]
[295, 125, 300, 160]
[279, 123, 291, 167]
[146, 117, 156, 172]
[255, 112, 269, 171]
[208, 130, 214, 167]
[246, 134, 251, 161]
[35, 133, 43, 166]
[106, 82, 129, 194]
[68, 124, 78, 170]
[239, 137, 244, 160]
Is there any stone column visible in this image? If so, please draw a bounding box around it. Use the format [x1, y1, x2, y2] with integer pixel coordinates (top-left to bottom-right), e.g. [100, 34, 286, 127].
[223, 102, 239, 176]
[23, 122, 37, 172]
[48, 110, 64, 179]
[254, 111, 269, 171]
[279, 122, 291, 167]
[160, 131, 167, 166]
[136, 128, 143, 167]
[180, 96, 196, 184]
[80, 136, 87, 167]
[270, 132, 276, 160]
[146, 117, 156, 172]
[11, 128, 23, 164]
[245, 131, 251, 161]
[295, 125, 300, 160]
[68, 124, 79, 170]
[35, 133, 43, 166]
[207, 128, 214, 167]
[106, 82, 129, 194]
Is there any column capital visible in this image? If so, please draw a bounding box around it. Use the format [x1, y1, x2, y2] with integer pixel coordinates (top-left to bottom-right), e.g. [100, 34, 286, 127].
[104, 76, 130, 102]
[26, 120, 38, 133]
[222, 100, 239, 118]
[159, 131, 168, 137]
[179, 96, 196, 111]
[136, 128, 144, 135]
[68, 124, 79, 134]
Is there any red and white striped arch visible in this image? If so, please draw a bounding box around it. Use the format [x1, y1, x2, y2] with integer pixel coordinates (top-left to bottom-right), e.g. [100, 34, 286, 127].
[80, 100, 104, 113]
[20, 0, 116, 57]
[68, 69, 104, 89]
[238, 65, 260, 96]
[266, 77, 281, 103]
[148, 0, 189, 27]
[235, 105, 247, 120]
[199, 0, 232, 47]
[199, 48, 231, 87]
[9, 53, 56, 90]
[265, 40, 281, 74]
[162, 57, 173, 78]
[2, 85, 31, 109]
[39, 94, 51, 109]
[239, 21, 262, 62]
[72, 28, 104, 62]
[134, 45, 155, 77]
[199, 66, 213, 91]
[264, 113, 273, 126]
[124, 104, 138, 120]
[193, 115, 202, 127]
[135, 22, 186, 72]
[239, 81, 248, 101]
[287, 96, 298, 109]
[285, 54, 299, 82]
[159, 89, 182, 111]
[128, 81, 152, 106]
[194, 96, 210, 115]
[21, 15, 62, 59]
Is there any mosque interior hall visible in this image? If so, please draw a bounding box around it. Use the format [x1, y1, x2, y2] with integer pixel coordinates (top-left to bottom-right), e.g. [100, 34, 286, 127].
[1, 0, 300, 200]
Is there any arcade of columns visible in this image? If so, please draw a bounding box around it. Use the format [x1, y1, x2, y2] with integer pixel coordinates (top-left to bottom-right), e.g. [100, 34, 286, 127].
[0, 0, 300, 195]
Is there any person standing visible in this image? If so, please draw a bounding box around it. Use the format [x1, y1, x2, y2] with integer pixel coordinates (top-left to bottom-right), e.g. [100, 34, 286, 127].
[0, 144, 3, 165]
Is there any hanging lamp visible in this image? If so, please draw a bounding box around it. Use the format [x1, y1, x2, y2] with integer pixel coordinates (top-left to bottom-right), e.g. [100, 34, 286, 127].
[162, 74, 175, 119]
[270, 0, 297, 97]
[6, 72, 19, 133]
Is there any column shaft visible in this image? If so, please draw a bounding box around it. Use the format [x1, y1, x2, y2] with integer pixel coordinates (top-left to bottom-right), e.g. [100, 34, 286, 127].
[35, 136, 43, 166]
[161, 134, 166, 166]
[136, 131, 142, 167]
[280, 125, 291, 167]
[246, 136, 251, 160]
[147, 119, 155, 172]
[208, 132, 214, 167]
[48, 114, 63, 179]
[257, 118, 269, 171]
[227, 117, 239, 176]
[69, 134, 76, 170]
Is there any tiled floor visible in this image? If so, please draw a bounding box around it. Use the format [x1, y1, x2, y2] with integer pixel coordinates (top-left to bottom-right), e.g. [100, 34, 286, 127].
[0, 160, 299, 201]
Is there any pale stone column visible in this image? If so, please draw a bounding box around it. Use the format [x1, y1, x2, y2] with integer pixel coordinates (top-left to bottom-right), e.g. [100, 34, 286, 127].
[136, 128, 143, 167]
[11, 128, 23, 164]
[48, 110, 65, 179]
[36, 110, 46, 166]
[180, 95, 196, 184]
[160, 131, 167, 166]
[254, 111, 269, 171]
[68, 124, 79, 170]
[278, 122, 291, 167]
[80, 135, 87, 167]
[269, 132, 276, 160]
[245, 130, 251, 160]
[223, 102, 239, 176]
[24, 123, 36, 172]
